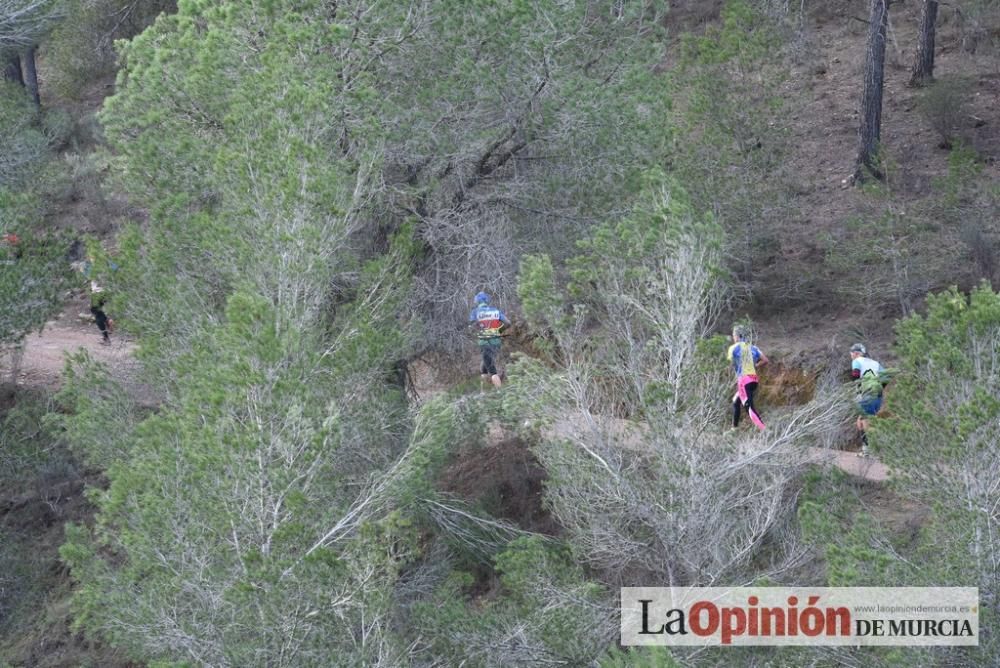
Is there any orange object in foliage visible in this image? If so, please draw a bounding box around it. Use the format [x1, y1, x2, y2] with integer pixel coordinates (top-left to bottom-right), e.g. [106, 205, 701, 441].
[1, 233, 19, 245]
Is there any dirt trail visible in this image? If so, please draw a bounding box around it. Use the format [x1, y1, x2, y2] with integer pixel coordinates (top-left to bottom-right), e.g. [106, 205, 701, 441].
[412, 359, 890, 482]
[812, 447, 889, 482]
[1, 297, 140, 392]
[6, 313, 889, 482]
[547, 413, 890, 483]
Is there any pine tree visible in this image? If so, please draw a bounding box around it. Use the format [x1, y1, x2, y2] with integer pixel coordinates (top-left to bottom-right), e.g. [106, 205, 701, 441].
[0, 82, 67, 346]
[60, 2, 426, 664]
[910, 0, 939, 86]
[855, 0, 892, 182]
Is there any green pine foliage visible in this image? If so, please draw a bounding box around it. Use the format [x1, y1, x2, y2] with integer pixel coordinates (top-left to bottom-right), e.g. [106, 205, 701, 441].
[59, 284, 416, 664]
[62, 4, 692, 660]
[517, 171, 729, 418]
[601, 646, 682, 668]
[0, 81, 48, 188]
[18, 0, 1000, 665]
[796, 285, 1000, 666]
[100, 0, 391, 370]
[0, 393, 78, 650]
[0, 230, 71, 345]
[56, 1, 428, 664]
[877, 283, 1000, 473]
[410, 536, 613, 667]
[0, 83, 71, 346]
[365, 0, 674, 350]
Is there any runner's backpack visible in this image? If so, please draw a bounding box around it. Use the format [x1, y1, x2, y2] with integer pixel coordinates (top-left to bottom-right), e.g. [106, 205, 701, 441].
[860, 367, 896, 398]
[860, 369, 883, 399]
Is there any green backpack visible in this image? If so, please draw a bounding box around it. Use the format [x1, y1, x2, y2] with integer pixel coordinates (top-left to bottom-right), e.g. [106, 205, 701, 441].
[860, 367, 895, 399]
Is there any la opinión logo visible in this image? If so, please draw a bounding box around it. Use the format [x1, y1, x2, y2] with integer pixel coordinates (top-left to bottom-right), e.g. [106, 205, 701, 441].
[621, 587, 979, 647]
[638, 595, 851, 645]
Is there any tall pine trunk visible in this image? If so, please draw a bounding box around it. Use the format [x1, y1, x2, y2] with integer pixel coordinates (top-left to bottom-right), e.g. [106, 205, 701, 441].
[23, 46, 40, 105]
[909, 0, 938, 86]
[855, 0, 891, 183]
[3, 55, 23, 86]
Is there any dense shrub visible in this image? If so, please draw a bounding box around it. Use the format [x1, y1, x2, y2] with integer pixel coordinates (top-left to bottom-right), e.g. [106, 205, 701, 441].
[917, 76, 974, 149]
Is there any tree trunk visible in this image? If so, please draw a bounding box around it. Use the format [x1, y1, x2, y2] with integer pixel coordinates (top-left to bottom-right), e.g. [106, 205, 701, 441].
[3, 55, 23, 86]
[22, 46, 40, 105]
[854, 0, 891, 183]
[909, 0, 938, 86]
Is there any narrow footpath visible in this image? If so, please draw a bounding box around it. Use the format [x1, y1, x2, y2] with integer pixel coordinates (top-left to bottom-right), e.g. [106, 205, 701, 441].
[4, 305, 889, 482]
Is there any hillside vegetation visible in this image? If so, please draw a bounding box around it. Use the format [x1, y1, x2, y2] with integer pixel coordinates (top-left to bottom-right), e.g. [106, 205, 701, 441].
[1, 0, 1000, 666]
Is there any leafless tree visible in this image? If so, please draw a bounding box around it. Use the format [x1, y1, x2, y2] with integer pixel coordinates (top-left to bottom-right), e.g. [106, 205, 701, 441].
[510, 187, 853, 590]
[521, 370, 850, 588]
[0, 0, 63, 105]
[0, 0, 63, 56]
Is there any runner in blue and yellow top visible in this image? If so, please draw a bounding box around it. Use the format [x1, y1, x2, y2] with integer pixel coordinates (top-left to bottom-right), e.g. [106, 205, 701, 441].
[469, 291, 510, 389]
[727, 325, 769, 430]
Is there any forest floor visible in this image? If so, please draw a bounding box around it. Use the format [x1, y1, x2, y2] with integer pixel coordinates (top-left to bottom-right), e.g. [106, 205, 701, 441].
[0, 468, 136, 668]
[728, 0, 999, 367]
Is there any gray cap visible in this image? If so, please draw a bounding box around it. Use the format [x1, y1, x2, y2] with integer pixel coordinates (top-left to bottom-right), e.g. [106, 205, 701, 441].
[850, 343, 866, 355]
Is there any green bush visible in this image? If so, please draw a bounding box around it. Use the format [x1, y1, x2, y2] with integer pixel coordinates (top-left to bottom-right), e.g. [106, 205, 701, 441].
[40, 107, 73, 148]
[410, 536, 612, 667]
[823, 172, 963, 316]
[0, 230, 73, 346]
[601, 646, 681, 668]
[917, 76, 974, 149]
[0, 82, 48, 188]
[952, 0, 1000, 55]
[671, 0, 792, 295]
[792, 285, 1000, 665]
[0, 393, 72, 492]
[931, 145, 1000, 285]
